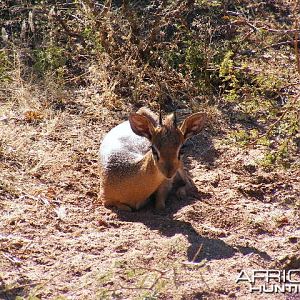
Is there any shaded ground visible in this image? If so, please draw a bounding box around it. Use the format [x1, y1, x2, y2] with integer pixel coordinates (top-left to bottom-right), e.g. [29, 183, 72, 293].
[0, 89, 300, 300]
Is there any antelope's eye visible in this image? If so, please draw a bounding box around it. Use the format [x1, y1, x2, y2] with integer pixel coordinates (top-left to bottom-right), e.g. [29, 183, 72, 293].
[178, 145, 186, 159]
[151, 146, 159, 160]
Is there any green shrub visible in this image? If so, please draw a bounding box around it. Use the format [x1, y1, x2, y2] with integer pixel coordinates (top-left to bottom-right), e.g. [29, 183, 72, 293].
[0, 50, 12, 82]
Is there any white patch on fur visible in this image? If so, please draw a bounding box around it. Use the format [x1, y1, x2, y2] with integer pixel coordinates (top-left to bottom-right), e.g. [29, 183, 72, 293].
[99, 121, 150, 168]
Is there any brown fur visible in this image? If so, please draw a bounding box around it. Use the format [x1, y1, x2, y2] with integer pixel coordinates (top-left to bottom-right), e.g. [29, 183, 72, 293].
[99, 108, 207, 211]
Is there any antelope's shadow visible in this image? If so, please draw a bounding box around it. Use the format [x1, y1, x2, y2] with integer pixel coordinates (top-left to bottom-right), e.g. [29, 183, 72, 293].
[116, 209, 271, 263]
[114, 130, 270, 263]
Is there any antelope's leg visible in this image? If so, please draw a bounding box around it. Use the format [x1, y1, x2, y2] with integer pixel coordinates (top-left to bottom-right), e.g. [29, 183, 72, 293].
[104, 199, 132, 211]
[174, 167, 195, 200]
[155, 179, 173, 210]
[177, 166, 193, 188]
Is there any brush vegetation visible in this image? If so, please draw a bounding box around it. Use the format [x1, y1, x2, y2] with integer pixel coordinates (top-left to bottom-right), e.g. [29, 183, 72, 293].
[1, 1, 300, 299]
[1, 0, 299, 168]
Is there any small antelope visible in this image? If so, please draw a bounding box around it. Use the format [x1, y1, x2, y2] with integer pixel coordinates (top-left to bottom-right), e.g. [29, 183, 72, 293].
[99, 108, 207, 211]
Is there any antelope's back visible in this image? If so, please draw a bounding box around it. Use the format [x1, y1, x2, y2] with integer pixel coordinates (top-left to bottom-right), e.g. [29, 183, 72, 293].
[99, 121, 150, 175]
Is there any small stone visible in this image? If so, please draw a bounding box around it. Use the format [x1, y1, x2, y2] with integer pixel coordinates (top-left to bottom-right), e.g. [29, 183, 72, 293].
[288, 236, 298, 244]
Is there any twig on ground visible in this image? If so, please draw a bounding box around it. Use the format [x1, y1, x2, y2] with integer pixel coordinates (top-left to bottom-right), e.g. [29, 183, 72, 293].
[114, 265, 172, 292]
[294, 19, 300, 74]
[191, 244, 203, 263]
[261, 40, 300, 51]
[173, 266, 179, 288]
[226, 11, 300, 35]
[1, 252, 22, 265]
[20, 193, 50, 206]
[182, 244, 206, 267]
[134, 265, 168, 275]
[0, 281, 40, 293]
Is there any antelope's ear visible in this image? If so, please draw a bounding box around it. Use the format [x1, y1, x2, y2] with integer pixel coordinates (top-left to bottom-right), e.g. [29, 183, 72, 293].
[129, 113, 155, 140]
[180, 112, 207, 140]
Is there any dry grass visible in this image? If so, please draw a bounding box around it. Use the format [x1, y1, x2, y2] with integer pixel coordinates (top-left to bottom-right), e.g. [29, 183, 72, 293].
[1, 1, 300, 299]
[1, 75, 300, 299]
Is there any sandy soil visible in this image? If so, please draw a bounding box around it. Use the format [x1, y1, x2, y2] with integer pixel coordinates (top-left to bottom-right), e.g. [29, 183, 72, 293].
[0, 91, 300, 300]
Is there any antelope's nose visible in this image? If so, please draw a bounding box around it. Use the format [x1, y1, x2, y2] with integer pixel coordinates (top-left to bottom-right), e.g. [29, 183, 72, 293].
[164, 164, 177, 179]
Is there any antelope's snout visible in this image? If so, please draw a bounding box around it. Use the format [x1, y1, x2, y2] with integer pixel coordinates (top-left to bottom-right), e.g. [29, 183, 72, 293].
[159, 159, 180, 179]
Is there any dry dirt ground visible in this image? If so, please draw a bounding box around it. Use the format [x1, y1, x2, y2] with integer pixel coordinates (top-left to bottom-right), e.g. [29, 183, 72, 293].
[0, 85, 300, 300]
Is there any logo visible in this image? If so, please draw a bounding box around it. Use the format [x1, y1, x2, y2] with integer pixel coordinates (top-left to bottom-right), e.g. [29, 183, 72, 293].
[236, 269, 300, 293]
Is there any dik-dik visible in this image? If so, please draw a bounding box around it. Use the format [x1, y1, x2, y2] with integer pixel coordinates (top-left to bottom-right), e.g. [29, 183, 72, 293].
[99, 108, 207, 211]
